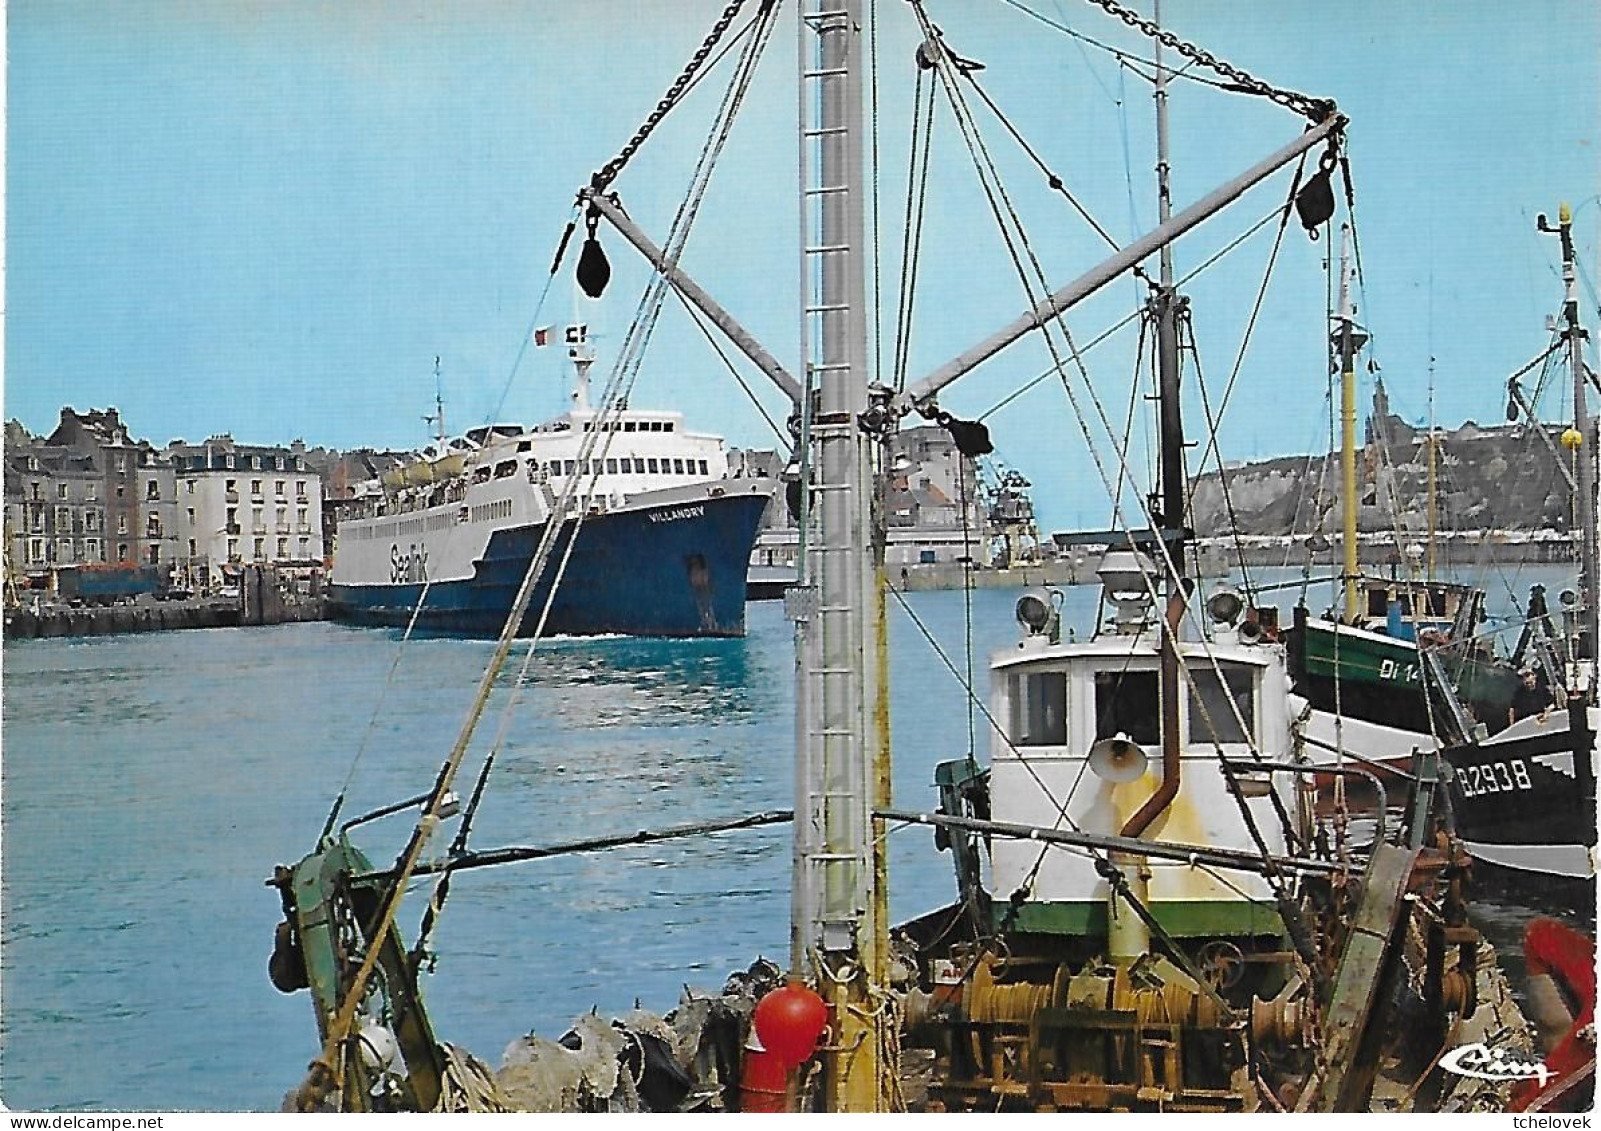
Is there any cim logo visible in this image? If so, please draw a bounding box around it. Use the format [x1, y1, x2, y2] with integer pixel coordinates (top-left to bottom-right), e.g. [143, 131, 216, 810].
[1439, 1042, 1552, 1089]
[390, 543, 429, 584]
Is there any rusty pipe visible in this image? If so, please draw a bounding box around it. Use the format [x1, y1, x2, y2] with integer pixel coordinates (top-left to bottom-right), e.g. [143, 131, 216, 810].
[1121, 590, 1185, 839]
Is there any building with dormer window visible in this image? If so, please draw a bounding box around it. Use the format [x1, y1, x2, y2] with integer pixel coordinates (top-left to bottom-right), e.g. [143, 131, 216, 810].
[165, 435, 323, 587]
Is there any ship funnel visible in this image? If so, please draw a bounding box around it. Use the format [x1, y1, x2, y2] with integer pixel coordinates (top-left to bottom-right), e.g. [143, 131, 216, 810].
[1087, 735, 1150, 783]
[1097, 549, 1157, 633]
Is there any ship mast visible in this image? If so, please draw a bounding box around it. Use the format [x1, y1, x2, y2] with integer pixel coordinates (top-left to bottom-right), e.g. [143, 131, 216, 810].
[1544, 203, 1599, 694]
[794, 0, 891, 1111]
[424, 356, 447, 449]
[1151, 0, 1185, 574]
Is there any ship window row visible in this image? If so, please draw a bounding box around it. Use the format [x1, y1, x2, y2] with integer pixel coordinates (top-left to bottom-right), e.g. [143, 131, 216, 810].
[584, 420, 674, 433]
[471, 499, 514, 523]
[539, 457, 708, 477]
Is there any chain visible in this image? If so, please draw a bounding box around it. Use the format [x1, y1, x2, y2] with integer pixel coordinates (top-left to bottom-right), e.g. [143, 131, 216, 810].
[590, 0, 752, 192]
[1079, 0, 1335, 122]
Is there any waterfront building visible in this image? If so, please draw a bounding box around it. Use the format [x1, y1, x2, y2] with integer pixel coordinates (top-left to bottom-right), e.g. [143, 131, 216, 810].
[3, 436, 104, 576]
[41, 407, 155, 565]
[165, 435, 324, 588]
[136, 447, 180, 572]
[738, 424, 992, 573]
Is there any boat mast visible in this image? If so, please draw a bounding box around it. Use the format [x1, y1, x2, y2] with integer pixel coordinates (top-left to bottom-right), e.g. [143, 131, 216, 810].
[425, 356, 447, 448]
[795, 0, 889, 1110]
[1151, 0, 1184, 576]
[1547, 202, 1599, 691]
[1336, 225, 1361, 622]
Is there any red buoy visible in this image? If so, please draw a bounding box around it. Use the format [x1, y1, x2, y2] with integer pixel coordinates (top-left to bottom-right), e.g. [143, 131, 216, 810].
[753, 982, 829, 1069]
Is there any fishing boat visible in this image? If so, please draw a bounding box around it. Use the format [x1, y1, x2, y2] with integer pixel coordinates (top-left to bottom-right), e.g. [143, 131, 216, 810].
[1282, 208, 1598, 901]
[1436, 205, 1599, 900]
[267, 0, 1571, 1114]
[326, 335, 776, 638]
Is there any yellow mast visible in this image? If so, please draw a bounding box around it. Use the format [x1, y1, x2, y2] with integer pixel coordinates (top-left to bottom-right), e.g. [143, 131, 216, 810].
[1338, 225, 1360, 622]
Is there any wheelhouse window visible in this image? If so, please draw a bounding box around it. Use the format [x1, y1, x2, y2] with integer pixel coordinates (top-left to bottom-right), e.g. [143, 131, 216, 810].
[1009, 670, 1066, 746]
[1094, 670, 1160, 746]
[1187, 663, 1256, 745]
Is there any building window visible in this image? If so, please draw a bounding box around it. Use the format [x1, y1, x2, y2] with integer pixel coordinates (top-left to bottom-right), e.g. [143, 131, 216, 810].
[225, 455, 235, 470]
[297, 507, 308, 528]
[30, 482, 41, 500]
[187, 507, 196, 524]
[187, 480, 196, 495]
[148, 546, 160, 565]
[252, 507, 264, 530]
[58, 482, 68, 499]
[147, 516, 162, 537]
[117, 542, 128, 561]
[226, 538, 239, 561]
[253, 537, 265, 560]
[55, 505, 71, 529]
[26, 456, 38, 471]
[116, 455, 128, 474]
[275, 480, 286, 497]
[188, 539, 197, 557]
[28, 538, 43, 562]
[295, 480, 307, 499]
[298, 537, 310, 555]
[117, 515, 128, 535]
[276, 537, 288, 558]
[57, 538, 73, 562]
[251, 479, 262, 495]
[85, 538, 100, 561]
[146, 481, 160, 500]
[85, 511, 100, 532]
[115, 484, 125, 499]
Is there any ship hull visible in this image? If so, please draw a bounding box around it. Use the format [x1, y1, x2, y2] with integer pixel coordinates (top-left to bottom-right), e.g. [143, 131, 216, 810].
[327, 491, 770, 638]
[1444, 703, 1598, 899]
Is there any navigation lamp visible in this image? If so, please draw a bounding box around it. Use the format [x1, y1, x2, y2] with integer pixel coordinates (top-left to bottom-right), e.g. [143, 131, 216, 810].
[1088, 735, 1149, 783]
[753, 983, 829, 1069]
[1016, 590, 1053, 635]
[1561, 428, 1584, 451]
[1205, 588, 1245, 626]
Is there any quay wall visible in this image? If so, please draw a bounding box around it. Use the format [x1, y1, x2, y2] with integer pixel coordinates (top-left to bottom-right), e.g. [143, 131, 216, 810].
[4, 597, 328, 640]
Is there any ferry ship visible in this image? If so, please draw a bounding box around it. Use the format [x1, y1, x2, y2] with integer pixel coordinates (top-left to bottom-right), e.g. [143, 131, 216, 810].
[327, 336, 776, 638]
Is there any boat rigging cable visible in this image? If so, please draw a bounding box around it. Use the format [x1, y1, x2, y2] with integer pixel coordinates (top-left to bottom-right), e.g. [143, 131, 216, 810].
[976, 201, 1286, 422]
[408, 0, 786, 958]
[907, 1, 1327, 798]
[296, 8, 788, 1105]
[891, 3, 1371, 944]
[317, 264, 570, 840]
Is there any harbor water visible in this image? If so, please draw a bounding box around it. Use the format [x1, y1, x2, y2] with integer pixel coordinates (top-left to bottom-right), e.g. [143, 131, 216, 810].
[0, 568, 1587, 1111]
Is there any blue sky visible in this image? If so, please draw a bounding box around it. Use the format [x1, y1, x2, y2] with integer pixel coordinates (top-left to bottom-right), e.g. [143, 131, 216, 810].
[7, 1, 1598, 531]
